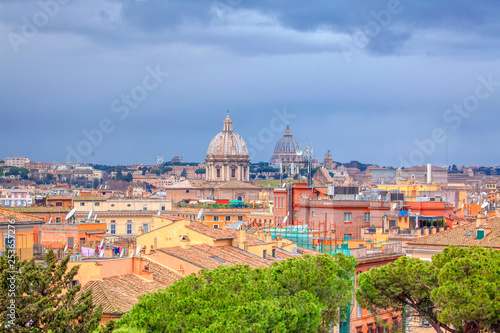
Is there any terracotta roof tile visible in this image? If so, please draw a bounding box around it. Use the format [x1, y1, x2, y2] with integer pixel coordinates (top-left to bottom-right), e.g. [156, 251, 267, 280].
[158, 244, 273, 270]
[0, 208, 44, 223]
[80, 274, 167, 314]
[80, 264, 181, 315]
[408, 216, 500, 249]
[185, 222, 236, 240]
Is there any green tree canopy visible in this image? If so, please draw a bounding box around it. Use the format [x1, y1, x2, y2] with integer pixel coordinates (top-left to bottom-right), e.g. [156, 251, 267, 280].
[356, 246, 500, 333]
[112, 254, 356, 333]
[195, 168, 206, 174]
[0, 249, 102, 332]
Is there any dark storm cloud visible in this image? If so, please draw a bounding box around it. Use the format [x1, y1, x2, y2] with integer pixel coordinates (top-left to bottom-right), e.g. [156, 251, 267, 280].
[1, 0, 500, 166]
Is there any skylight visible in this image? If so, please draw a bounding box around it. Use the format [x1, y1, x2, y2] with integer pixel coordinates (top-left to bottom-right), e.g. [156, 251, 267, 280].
[211, 256, 226, 263]
[465, 231, 474, 237]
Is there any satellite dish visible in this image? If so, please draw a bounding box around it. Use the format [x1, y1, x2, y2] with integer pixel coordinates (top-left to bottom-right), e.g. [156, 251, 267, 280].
[392, 203, 398, 210]
[65, 208, 77, 221]
[296, 150, 303, 156]
[63, 245, 68, 253]
[87, 209, 93, 220]
[48, 217, 52, 224]
[100, 237, 105, 248]
[94, 214, 98, 221]
[197, 209, 204, 221]
[461, 203, 465, 209]
[283, 216, 288, 225]
[120, 250, 124, 258]
[157, 210, 161, 216]
[136, 245, 141, 256]
[481, 201, 488, 209]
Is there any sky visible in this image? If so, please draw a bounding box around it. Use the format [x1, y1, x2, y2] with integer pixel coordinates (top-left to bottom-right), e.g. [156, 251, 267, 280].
[1, 0, 500, 168]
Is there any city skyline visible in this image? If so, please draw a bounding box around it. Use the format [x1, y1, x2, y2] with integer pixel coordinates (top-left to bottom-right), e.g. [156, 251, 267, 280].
[2, 0, 500, 166]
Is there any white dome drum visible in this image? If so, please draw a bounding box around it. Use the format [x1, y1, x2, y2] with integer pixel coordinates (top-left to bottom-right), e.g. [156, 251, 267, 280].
[205, 113, 250, 182]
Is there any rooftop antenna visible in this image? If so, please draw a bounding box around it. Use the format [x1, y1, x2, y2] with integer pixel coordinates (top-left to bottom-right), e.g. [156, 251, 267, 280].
[197, 208, 204, 221]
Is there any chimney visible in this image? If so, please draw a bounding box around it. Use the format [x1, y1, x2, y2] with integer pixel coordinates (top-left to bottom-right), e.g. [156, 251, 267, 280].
[276, 234, 283, 248]
[422, 227, 429, 236]
[177, 264, 185, 276]
[238, 226, 246, 248]
[476, 212, 487, 227]
[257, 228, 265, 241]
[265, 231, 271, 243]
[180, 235, 190, 249]
[429, 226, 436, 235]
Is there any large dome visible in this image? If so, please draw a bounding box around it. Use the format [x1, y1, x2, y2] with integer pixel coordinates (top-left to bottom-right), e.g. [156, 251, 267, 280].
[273, 124, 301, 154]
[207, 113, 249, 157]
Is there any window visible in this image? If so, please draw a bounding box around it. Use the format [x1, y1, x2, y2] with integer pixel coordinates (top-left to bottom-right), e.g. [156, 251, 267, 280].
[111, 204, 115, 207]
[56, 202, 62, 207]
[110, 224, 116, 235]
[56, 217, 61, 223]
[263, 250, 267, 258]
[143, 223, 149, 233]
[364, 213, 370, 222]
[95, 202, 100, 206]
[68, 237, 74, 248]
[312, 211, 316, 217]
[225, 216, 231, 222]
[217, 168, 221, 178]
[143, 204, 147, 211]
[357, 302, 362, 318]
[4, 235, 14, 249]
[68, 280, 80, 290]
[213, 224, 219, 229]
[127, 204, 131, 207]
[161, 205, 166, 211]
[238, 216, 243, 221]
[80, 202, 85, 206]
[344, 234, 352, 240]
[344, 213, 352, 222]
[295, 211, 298, 219]
[214, 216, 219, 222]
[272, 249, 276, 257]
[231, 169, 236, 178]
[127, 224, 132, 235]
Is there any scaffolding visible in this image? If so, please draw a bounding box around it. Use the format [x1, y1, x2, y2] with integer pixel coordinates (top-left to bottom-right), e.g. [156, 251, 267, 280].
[260, 225, 352, 257]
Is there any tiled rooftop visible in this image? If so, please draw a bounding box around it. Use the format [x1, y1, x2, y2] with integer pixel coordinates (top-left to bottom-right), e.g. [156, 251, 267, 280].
[6, 206, 71, 213]
[80, 262, 180, 315]
[47, 195, 72, 200]
[408, 216, 500, 249]
[185, 222, 236, 240]
[0, 208, 44, 223]
[80, 274, 167, 314]
[158, 244, 273, 270]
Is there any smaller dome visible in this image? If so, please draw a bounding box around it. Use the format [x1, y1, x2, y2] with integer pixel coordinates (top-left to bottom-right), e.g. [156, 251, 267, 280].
[274, 124, 301, 154]
[207, 113, 249, 157]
